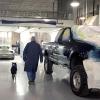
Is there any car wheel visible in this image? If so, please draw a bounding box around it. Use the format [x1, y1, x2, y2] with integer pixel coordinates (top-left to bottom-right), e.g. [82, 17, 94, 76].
[44, 57, 53, 75]
[70, 65, 88, 96]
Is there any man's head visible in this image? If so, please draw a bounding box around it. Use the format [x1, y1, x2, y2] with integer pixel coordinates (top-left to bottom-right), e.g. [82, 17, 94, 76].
[31, 36, 36, 42]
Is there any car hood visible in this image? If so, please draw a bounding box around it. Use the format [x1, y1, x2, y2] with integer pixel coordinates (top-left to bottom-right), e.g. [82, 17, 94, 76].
[0, 49, 11, 53]
[73, 26, 100, 47]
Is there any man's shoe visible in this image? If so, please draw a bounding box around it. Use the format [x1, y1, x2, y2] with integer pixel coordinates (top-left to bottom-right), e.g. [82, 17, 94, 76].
[28, 81, 35, 85]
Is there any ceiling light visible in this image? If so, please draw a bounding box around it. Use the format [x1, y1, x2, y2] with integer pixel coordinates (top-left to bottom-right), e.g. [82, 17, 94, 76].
[80, 17, 86, 20]
[35, 16, 42, 18]
[70, 1, 80, 7]
[43, 19, 50, 22]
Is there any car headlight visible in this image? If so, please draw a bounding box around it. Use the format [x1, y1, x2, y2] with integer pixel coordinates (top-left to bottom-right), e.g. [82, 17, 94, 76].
[10, 51, 14, 53]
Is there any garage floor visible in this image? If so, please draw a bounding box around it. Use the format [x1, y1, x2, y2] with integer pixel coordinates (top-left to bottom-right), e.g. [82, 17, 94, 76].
[0, 56, 100, 100]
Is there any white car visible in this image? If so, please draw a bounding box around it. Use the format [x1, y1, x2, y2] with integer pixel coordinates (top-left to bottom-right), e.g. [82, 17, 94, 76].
[0, 45, 15, 59]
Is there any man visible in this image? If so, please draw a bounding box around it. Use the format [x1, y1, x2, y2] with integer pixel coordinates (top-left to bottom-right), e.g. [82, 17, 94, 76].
[23, 36, 43, 85]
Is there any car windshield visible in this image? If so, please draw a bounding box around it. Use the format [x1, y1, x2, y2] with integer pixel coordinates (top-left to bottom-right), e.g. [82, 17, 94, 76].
[55, 29, 64, 42]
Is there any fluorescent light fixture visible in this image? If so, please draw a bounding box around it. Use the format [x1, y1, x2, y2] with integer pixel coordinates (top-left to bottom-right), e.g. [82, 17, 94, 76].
[80, 17, 86, 20]
[43, 19, 50, 22]
[35, 16, 42, 18]
[70, 1, 80, 7]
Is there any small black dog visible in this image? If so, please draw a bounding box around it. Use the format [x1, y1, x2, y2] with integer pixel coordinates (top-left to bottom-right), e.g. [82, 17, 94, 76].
[11, 62, 17, 80]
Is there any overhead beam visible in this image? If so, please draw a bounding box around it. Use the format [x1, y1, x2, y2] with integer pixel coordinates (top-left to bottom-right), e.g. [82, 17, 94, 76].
[0, 10, 57, 19]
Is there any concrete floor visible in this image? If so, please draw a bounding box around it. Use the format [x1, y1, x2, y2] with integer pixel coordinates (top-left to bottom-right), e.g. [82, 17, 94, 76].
[0, 56, 100, 100]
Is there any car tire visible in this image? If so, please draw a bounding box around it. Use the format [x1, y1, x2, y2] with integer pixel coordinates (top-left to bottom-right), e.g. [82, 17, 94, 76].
[70, 65, 88, 96]
[44, 57, 53, 75]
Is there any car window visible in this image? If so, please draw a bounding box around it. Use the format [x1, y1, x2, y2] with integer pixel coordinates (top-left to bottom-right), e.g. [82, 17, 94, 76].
[62, 28, 70, 41]
[55, 29, 64, 42]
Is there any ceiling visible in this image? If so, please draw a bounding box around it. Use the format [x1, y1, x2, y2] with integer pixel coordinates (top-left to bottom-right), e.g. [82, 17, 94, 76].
[0, 0, 55, 11]
[0, 0, 57, 18]
[0, 0, 99, 20]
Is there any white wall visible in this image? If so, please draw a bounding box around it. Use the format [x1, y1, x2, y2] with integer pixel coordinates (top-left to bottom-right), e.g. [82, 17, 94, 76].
[20, 29, 31, 57]
[84, 15, 99, 26]
[50, 28, 61, 42]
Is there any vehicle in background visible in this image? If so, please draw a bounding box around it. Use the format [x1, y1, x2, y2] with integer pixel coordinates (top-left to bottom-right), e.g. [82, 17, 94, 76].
[0, 45, 15, 60]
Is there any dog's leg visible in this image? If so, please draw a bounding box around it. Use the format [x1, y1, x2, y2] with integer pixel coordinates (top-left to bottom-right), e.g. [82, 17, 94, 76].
[12, 74, 14, 80]
[15, 75, 16, 81]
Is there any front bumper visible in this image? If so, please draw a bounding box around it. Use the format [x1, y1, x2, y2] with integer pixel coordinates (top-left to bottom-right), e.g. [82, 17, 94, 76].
[0, 54, 14, 59]
[83, 59, 100, 89]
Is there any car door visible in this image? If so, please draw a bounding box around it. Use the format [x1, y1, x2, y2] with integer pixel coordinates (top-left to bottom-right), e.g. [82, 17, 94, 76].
[56, 28, 71, 66]
[49, 29, 64, 63]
